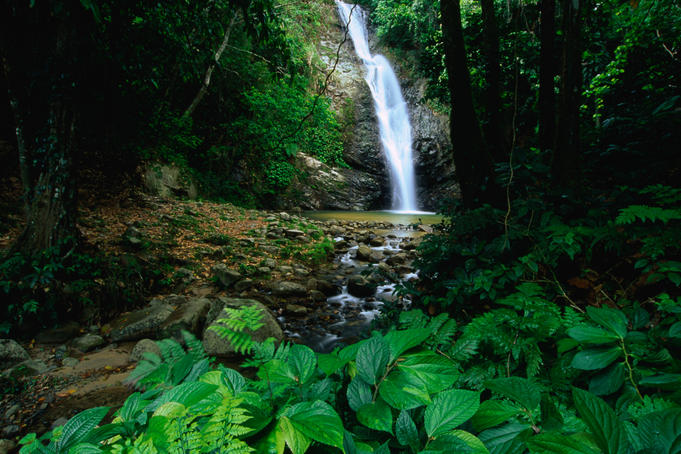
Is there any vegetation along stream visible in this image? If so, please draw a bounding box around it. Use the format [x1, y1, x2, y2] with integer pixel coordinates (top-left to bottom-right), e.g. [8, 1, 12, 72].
[1, 0, 680, 452]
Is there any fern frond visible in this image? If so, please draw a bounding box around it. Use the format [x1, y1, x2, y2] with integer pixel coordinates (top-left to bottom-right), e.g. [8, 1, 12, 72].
[182, 330, 208, 362]
[616, 205, 681, 225]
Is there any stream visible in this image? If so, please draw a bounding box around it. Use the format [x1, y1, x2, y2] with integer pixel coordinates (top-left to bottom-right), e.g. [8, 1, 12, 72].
[281, 211, 439, 352]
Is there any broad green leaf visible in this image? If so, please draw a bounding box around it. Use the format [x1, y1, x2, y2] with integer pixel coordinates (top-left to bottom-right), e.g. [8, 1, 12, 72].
[568, 325, 620, 344]
[428, 433, 472, 453]
[284, 400, 344, 449]
[379, 370, 431, 410]
[357, 398, 393, 434]
[289, 344, 317, 385]
[540, 395, 564, 433]
[67, 443, 103, 454]
[219, 367, 246, 394]
[149, 382, 217, 410]
[153, 402, 186, 418]
[278, 416, 311, 454]
[318, 352, 349, 376]
[347, 377, 372, 412]
[526, 432, 600, 454]
[478, 423, 529, 453]
[572, 387, 629, 454]
[451, 430, 490, 454]
[116, 393, 144, 422]
[339, 340, 364, 362]
[396, 410, 419, 450]
[399, 351, 460, 394]
[384, 328, 431, 361]
[571, 346, 621, 371]
[639, 373, 681, 386]
[485, 377, 541, 412]
[425, 389, 480, 437]
[258, 359, 295, 385]
[589, 363, 625, 396]
[669, 322, 681, 338]
[57, 406, 109, 451]
[472, 400, 523, 432]
[356, 337, 391, 385]
[586, 307, 627, 338]
[638, 408, 681, 453]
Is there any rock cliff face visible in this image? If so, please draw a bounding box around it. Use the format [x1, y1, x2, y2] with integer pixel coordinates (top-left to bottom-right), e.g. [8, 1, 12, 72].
[293, 5, 456, 211]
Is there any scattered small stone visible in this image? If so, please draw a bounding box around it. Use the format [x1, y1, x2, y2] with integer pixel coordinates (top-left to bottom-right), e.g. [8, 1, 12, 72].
[271, 281, 308, 297]
[62, 357, 79, 368]
[285, 304, 309, 314]
[234, 279, 254, 292]
[212, 264, 242, 288]
[51, 417, 69, 429]
[4, 404, 19, 420]
[0, 425, 19, 438]
[71, 333, 104, 352]
[0, 439, 16, 454]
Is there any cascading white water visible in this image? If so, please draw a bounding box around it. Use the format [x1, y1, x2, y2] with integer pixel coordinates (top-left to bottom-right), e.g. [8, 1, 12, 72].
[337, 1, 419, 212]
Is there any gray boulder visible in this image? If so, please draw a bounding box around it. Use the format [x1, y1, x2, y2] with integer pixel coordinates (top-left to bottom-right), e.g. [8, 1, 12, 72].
[159, 297, 211, 339]
[108, 301, 173, 342]
[271, 281, 308, 297]
[130, 339, 162, 362]
[212, 264, 242, 288]
[202, 298, 283, 357]
[356, 245, 372, 261]
[0, 339, 29, 369]
[71, 333, 104, 352]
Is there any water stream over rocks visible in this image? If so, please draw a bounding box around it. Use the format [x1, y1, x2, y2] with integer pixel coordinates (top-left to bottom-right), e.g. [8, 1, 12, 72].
[279, 219, 424, 352]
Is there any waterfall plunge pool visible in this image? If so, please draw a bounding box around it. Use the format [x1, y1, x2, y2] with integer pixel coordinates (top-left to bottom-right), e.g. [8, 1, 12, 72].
[302, 210, 442, 225]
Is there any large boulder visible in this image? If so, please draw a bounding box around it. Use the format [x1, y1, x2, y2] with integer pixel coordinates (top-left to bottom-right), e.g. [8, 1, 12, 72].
[35, 322, 80, 344]
[212, 264, 242, 289]
[130, 339, 162, 362]
[108, 300, 174, 342]
[0, 339, 29, 369]
[202, 298, 283, 357]
[159, 297, 211, 339]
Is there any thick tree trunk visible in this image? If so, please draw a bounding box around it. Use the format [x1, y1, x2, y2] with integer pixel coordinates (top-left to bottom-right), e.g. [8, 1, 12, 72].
[539, 0, 556, 156]
[2, 3, 80, 257]
[553, 0, 582, 187]
[480, 0, 506, 162]
[441, 0, 500, 208]
[12, 102, 78, 256]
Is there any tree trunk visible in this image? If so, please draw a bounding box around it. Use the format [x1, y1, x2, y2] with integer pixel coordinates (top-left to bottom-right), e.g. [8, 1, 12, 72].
[539, 0, 556, 156]
[10, 105, 79, 257]
[2, 4, 80, 257]
[441, 0, 500, 208]
[480, 0, 506, 162]
[183, 12, 238, 118]
[552, 0, 582, 187]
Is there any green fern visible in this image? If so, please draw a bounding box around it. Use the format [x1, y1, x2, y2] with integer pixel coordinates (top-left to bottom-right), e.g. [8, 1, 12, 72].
[616, 204, 681, 225]
[202, 396, 253, 454]
[209, 305, 265, 355]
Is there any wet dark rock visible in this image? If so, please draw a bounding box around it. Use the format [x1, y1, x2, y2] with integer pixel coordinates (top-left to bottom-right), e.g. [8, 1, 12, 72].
[123, 226, 144, 248]
[316, 279, 341, 296]
[36, 322, 81, 344]
[234, 279, 254, 293]
[108, 301, 173, 342]
[285, 304, 309, 314]
[271, 281, 308, 297]
[212, 264, 242, 288]
[0, 339, 29, 369]
[356, 245, 372, 261]
[159, 297, 211, 338]
[347, 276, 375, 298]
[71, 333, 104, 352]
[6, 359, 49, 377]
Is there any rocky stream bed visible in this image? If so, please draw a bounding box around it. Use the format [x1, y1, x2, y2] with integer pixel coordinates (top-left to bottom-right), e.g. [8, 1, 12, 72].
[0, 202, 432, 451]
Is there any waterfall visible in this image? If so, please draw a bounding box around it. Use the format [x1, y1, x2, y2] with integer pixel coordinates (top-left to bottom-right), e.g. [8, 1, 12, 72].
[337, 1, 419, 212]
